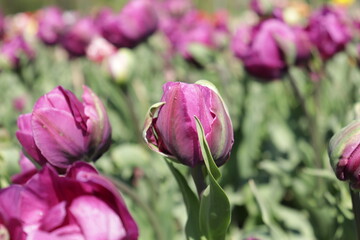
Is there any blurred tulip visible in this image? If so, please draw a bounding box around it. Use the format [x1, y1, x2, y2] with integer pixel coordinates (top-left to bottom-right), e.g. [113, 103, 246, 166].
[86, 36, 116, 63]
[0, 10, 4, 39]
[328, 120, 360, 188]
[0, 35, 34, 69]
[144, 81, 234, 167]
[99, 0, 158, 48]
[306, 5, 352, 60]
[12, 96, 26, 112]
[106, 48, 135, 84]
[232, 19, 296, 80]
[16, 86, 111, 170]
[0, 162, 138, 239]
[37, 7, 64, 45]
[61, 17, 98, 57]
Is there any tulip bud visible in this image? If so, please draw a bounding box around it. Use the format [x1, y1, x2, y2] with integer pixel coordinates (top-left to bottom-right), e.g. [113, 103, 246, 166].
[328, 120, 360, 188]
[143, 81, 233, 167]
[16, 86, 111, 171]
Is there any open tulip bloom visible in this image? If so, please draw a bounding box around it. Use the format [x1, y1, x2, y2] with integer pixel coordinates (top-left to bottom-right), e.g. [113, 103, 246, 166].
[16, 85, 111, 171]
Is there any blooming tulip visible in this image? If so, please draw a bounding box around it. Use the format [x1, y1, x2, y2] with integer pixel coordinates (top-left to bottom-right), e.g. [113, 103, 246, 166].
[328, 120, 360, 189]
[0, 162, 138, 239]
[61, 17, 97, 57]
[86, 36, 116, 63]
[232, 19, 296, 80]
[306, 5, 352, 60]
[144, 81, 233, 167]
[0, 35, 34, 69]
[16, 86, 111, 170]
[106, 48, 135, 84]
[99, 0, 158, 48]
[37, 7, 64, 45]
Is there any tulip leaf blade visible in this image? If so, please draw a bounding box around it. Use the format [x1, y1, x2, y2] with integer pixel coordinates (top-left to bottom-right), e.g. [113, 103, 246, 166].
[195, 117, 231, 240]
[165, 159, 203, 240]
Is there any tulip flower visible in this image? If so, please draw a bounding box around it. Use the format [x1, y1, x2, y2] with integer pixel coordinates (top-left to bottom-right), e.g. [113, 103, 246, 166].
[0, 35, 35, 69]
[16, 86, 111, 170]
[0, 10, 4, 39]
[99, 0, 158, 48]
[37, 7, 64, 45]
[306, 5, 352, 60]
[144, 81, 233, 167]
[328, 120, 360, 189]
[0, 162, 138, 239]
[61, 17, 98, 57]
[232, 19, 296, 80]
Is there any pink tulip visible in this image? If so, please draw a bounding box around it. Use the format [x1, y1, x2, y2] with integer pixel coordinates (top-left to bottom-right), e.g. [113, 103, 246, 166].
[0, 162, 138, 239]
[16, 86, 111, 171]
[144, 81, 234, 167]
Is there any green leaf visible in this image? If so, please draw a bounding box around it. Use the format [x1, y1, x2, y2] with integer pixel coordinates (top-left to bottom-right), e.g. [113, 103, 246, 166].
[195, 117, 231, 240]
[165, 159, 202, 240]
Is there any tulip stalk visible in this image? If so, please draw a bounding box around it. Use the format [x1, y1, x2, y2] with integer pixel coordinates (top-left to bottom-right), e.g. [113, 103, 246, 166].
[350, 187, 360, 240]
[190, 165, 207, 197]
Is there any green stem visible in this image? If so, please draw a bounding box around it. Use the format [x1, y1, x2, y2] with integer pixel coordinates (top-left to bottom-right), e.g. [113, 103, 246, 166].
[350, 186, 360, 240]
[191, 165, 207, 198]
[110, 177, 166, 240]
[287, 70, 310, 119]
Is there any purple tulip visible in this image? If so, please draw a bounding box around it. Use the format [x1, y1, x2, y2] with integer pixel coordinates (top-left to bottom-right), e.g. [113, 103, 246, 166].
[0, 162, 139, 239]
[293, 27, 312, 64]
[16, 86, 111, 171]
[144, 81, 234, 167]
[99, 0, 158, 48]
[328, 120, 360, 189]
[61, 17, 98, 57]
[0, 35, 34, 69]
[306, 5, 352, 60]
[232, 19, 296, 80]
[37, 7, 64, 45]
[0, 10, 4, 39]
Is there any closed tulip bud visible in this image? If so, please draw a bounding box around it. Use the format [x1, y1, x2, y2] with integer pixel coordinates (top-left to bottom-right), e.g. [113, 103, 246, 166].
[144, 81, 234, 167]
[328, 120, 360, 188]
[16, 86, 111, 171]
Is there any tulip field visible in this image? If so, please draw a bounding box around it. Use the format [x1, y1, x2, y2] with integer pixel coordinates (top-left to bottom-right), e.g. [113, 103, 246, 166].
[1, 0, 360, 239]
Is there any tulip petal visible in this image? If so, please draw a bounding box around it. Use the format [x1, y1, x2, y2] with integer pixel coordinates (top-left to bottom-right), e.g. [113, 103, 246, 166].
[31, 108, 86, 169]
[70, 196, 126, 240]
[16, 114, 47, 165]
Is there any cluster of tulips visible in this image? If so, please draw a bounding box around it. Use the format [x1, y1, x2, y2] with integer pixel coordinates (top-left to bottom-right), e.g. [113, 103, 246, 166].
[3, 0, 360, 239]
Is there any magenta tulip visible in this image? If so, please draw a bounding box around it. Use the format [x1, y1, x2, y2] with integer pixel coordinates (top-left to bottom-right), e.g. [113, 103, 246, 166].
[144, 81, 234, 167]
[306, 5, 352, 60]
[61, 17, 98, 57]
[232, 19, 296, 80]
[0, 162, 138, 239]
[16, 86, 111, 170]
[0, 35, 34, 69]
[37, 7, 64, 45]
[99, 0, 158, 48]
